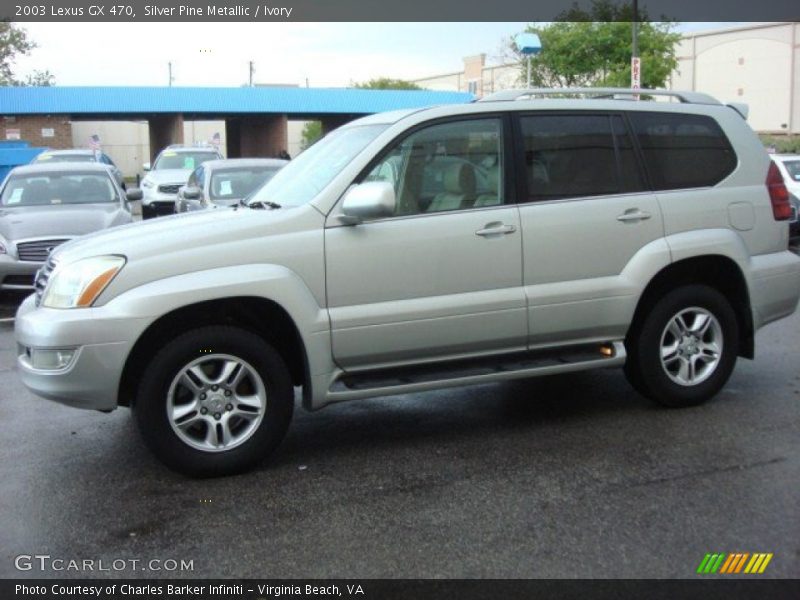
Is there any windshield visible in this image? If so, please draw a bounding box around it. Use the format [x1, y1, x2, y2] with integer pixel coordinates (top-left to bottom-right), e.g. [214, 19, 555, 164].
[1, 172, 119, 207]
[35, 153, 96, 163]
[210, 166, 282, 200]
[247, 124, 388, 207]
[154, 151, 219, 171]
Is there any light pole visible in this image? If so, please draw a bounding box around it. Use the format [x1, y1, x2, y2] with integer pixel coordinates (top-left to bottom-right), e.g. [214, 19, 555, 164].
[631, 0, 640, 97]
[514, 32, 542, 88]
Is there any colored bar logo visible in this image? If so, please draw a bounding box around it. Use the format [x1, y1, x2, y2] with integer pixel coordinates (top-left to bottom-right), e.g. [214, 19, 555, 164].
[697, 553, 773, 574]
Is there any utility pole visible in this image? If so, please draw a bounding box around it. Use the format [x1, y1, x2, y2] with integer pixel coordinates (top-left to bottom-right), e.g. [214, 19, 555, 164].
[631, 0, 640, 97]
[168, 62, 174, 87]
[249, 61, 254, 87]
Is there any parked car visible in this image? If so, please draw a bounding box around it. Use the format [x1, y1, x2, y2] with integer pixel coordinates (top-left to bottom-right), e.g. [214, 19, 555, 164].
[140, 145, 223, 219]
[31, 148, 126, 190]
[175, 158, 288, 214]
[771, 154, 800, 195]
[771, 155, 800, 242]
[0, 163, 137, 290]
[14, 88, 800, 477]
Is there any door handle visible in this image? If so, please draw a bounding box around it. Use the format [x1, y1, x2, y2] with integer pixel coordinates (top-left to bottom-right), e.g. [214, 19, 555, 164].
[475, 223, 516, 237]
[616, 209, 652, 223]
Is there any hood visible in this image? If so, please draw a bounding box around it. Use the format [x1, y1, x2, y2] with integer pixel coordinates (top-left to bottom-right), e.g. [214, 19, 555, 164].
[143, 169, 193, 184]
[51, 205, 307, 266]
[0, 204, 125, 242]
[211, 197, 243, 207]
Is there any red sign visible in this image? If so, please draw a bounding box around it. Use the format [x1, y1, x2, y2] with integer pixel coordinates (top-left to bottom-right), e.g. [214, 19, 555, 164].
[631, 57, 641, 90]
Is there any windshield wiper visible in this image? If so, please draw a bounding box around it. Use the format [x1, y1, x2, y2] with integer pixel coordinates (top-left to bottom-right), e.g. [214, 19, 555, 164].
[246, 200, 282, 210]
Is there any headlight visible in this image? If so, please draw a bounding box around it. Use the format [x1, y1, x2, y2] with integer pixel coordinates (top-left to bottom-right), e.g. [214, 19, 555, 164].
[142, 179, 154, 188]
[41, 256, 126, 308]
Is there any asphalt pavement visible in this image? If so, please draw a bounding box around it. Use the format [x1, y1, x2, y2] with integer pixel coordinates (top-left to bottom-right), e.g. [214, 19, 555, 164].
[0, 287, 798, 579]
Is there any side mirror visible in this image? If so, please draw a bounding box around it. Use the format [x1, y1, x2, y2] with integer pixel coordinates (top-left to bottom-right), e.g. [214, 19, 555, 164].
[182, 186, 201, 200]
[142, 162, 151, 172]
[340, 182, 395, 225]
[125, 188, 143, 202]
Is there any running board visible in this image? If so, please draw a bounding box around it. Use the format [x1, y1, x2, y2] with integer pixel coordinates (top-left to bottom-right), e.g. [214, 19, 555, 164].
[326, 341, 626, 402]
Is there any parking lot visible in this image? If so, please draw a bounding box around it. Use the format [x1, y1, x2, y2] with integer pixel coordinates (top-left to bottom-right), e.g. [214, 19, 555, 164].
[0, 282, 798, 579]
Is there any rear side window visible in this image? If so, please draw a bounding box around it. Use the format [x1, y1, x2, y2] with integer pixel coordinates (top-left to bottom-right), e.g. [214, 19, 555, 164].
[629, 112, 736, 190]
[519, 114, 645, 202]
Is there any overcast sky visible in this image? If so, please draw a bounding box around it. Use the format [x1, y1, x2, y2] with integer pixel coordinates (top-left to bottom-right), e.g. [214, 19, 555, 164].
[12, 22, 741, 88]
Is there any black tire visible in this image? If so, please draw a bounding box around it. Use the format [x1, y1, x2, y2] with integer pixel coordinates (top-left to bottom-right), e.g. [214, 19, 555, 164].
[624, 285, 739, 408]
[134, 326, 294, 477]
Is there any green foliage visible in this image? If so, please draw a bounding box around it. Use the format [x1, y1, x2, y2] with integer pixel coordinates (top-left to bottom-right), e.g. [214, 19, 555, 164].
[0, 22, 54, 86]
[353, 78, 422, 90]
[21, 69, 55, 86]
[301, 121, 323, 151]
[760, 135, 800, 154]
[512, 0, 680, 89]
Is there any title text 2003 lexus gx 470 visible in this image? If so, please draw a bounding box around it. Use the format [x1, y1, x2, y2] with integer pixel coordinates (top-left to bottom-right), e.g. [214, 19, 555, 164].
[15, 88, 800, 476]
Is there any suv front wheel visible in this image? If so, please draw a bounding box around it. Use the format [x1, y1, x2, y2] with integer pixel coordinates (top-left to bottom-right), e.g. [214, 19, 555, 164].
[625, 285, 739, 408]
[134, 326, 294, 477]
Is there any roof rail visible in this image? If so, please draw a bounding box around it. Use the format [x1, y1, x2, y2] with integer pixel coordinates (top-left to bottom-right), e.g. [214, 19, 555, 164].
[478, 88, 721, 105]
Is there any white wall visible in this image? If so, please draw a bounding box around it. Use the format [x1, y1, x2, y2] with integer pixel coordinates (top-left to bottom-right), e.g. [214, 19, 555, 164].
[71, 120, 227, 178]
[671, 23, 799, 134]
[287, 120, 306, 157]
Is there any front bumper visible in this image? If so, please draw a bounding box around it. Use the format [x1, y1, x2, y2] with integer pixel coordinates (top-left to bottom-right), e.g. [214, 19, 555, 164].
[142, 188, 179, 216]
[15, 295, 151, 411]
[0, 257, 40, 290]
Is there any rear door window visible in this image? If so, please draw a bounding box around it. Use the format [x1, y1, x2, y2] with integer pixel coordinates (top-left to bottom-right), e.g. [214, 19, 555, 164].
[628, 112, 736, 190]
[518, 113, 645, 202]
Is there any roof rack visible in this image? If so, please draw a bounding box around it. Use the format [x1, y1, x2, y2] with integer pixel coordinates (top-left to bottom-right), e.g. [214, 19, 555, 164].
[477, 88, 721, 105]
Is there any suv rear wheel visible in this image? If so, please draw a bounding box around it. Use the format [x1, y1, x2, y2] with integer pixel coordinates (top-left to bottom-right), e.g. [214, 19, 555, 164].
[134, 326, 294, 477]
[625, 285, 739, 407]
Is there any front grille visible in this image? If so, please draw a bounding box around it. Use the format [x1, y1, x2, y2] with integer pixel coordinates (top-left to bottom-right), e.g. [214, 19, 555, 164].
[16, 239, 68, 262]
[158, 184, 182, 194]
[34, 256, 57, 306]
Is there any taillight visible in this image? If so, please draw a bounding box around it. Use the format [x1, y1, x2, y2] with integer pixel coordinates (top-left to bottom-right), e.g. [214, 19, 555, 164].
[767, 161, 792, 221]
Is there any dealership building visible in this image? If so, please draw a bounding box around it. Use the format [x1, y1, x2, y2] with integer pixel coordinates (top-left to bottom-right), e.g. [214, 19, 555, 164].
[0, 86, 469, 177]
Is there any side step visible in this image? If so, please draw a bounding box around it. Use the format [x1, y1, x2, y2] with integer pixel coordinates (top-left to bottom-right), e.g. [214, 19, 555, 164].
[327, 341, 626, 402]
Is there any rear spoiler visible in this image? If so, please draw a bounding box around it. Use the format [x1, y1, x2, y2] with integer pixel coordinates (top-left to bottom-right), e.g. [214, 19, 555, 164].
[726, 102, 749, 120]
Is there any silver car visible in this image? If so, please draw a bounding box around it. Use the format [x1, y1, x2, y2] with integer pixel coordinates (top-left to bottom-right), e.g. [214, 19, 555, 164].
[140, 146, 224, 219]
[175, 158, 288, 213]
[14, 88, 800, 477]
[0, 163, 135, 290]
[31, 148, 126, 190]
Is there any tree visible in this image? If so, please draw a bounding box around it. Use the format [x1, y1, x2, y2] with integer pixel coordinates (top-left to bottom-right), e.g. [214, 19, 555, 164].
[0, 22, 55, 86]
[300, 121, 322, 151]
[21, 70, 55, 86]
[510, 0, 680, 89]
[353, 77, 422, 90]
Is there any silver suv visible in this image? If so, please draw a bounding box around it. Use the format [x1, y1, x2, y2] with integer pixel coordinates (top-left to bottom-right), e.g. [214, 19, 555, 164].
[15, 89, 800, 476]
